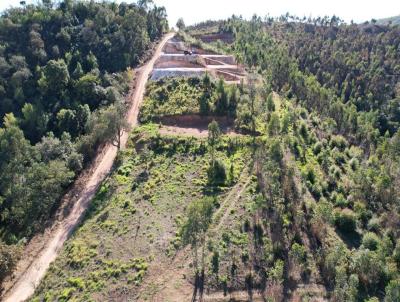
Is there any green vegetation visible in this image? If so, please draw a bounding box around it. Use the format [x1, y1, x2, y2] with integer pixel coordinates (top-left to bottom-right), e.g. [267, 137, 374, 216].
[139, 76, 239, 122]
[0, 0, 167, 281]
[180, 16, 400, 300]
[2, 2, 400, 301]
[30, 124, 252, 300]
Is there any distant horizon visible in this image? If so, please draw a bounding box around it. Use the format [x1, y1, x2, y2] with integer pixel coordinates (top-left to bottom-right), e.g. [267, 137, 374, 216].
[0, 0, 399, 28]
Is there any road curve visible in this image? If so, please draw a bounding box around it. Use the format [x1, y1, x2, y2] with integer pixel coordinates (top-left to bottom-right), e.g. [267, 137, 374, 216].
[2, 32, 175, 302]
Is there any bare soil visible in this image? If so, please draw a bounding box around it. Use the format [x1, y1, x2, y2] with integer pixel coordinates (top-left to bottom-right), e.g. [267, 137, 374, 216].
[158, 125, 239, 137]
[155, 60, 204, 69]
[157, 37, 245, 84]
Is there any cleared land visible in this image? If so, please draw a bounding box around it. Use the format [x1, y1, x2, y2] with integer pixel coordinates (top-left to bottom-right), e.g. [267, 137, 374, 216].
[151, 37, 245, 83]
[30, 124, 254, 301]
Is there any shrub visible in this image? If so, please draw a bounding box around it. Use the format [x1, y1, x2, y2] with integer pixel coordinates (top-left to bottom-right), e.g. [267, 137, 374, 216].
[58, 288, 76, 302]
[290, 243, 307, 264]
[330, 135, 347, 151]
[393, 240, 400, 265]
[269, 138, 283, 162]
[269, 259, 284, 283]
[385, 279, 400, 302]
[0, 242, 22, 283]
[349, 157, 359, 171]
[334, 193, 349, 208]
[67, 277, 85, 290]
[299, 122, 309, 141]
[313, 141, 323, 155]
[354, 201, 371, 225]
[211, 251, 219, 274]
[367, 217, 381, 232]
[334, 208, 357, 233]
[207, 160, 227, 186]
[362, 232, 380, 251]
[303, 165, 316, 184]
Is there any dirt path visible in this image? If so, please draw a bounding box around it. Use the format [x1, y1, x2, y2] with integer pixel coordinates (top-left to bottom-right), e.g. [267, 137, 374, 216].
[211, 176, 251, 231]
[1, 32, 175, 302]
[158, 125, 239, 137]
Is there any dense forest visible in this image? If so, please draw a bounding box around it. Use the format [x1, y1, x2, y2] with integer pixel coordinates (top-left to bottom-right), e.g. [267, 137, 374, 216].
[182, 16, 400, 301]
[0, 0, 167, 283]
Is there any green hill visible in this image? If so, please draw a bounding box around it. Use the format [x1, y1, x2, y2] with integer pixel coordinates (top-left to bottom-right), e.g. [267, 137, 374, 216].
[2, 6, 400, 302]
[377, 15, 400, 25]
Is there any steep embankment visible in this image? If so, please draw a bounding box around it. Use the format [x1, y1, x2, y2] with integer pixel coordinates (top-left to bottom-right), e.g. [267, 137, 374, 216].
[2, 33, 174, 302]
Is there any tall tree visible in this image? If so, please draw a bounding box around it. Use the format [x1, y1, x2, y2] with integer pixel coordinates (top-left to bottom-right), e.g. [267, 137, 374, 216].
[208, 120, 221, 167]
[182, 198, 214, 302]
[176, 18, 185, 31]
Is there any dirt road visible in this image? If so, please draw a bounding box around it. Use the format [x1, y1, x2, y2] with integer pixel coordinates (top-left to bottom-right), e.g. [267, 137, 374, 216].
[2, 32, 175, 302]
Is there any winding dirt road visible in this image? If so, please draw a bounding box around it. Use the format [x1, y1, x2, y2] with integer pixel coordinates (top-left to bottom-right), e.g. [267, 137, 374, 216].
[2, 32, 175, 302]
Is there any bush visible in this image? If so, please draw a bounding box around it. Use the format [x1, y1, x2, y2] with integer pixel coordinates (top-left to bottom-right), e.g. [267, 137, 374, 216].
[385, 279, 400, 302]
[362, 232, 380, 251]
[334, 208, 357, 233]
[330, 135, 348, 151]
[269, 138, 283, 162]
[303, 165, 316, 184]
[0, 241, 22, 283]
[367, 217, 381, 232]
[349, 157, 359, 171]
[207, 160, 227, 186]
[334, 193, 349, 208]
[393, 240, 400, 265]
[290, 243, 307, 264]
[313, 141, 323, 155]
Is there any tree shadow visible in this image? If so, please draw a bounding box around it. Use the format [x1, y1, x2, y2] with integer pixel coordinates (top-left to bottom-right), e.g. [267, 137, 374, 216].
[335, 228, 361, 249]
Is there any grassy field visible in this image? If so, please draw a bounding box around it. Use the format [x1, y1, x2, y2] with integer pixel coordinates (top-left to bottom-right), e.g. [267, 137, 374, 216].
[30, 124, 253, 301]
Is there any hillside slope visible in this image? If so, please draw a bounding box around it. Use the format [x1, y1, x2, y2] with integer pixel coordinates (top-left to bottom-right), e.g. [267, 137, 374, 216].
[5, 12, 400, 302]
[377, 15, 400, 25]
[2, 33, 174, 302]
[0, 0, 168, 289]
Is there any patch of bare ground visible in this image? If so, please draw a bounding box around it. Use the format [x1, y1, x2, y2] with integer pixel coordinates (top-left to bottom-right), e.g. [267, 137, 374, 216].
[157, 36, 245, 83]
[155, 60, 204, 69]
[203, 290, 265, 302]
[158, 125, 239, 137]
